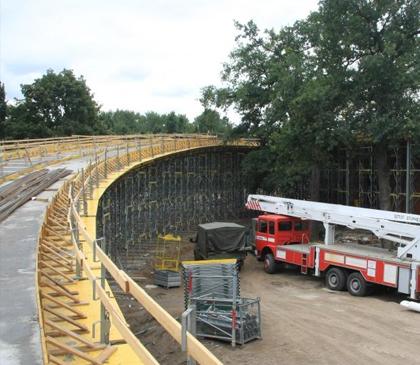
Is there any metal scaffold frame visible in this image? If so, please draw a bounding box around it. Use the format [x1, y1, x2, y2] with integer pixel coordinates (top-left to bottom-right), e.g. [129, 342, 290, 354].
[96, 146, 254, 267]
[34, 134, 258, 365]
[318, 141, 420, 214]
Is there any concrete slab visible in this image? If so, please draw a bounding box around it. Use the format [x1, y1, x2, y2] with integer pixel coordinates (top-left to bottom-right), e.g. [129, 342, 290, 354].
[0, 157, 92, 364]
[0, 200, 47, 365]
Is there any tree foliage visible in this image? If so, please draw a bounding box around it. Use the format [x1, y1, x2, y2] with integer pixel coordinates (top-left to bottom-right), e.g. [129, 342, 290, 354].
[0, 82, 6, 139]
[99, 110, 193, 135]
[193, 108, 232, 135]
[2, 69, 210, 139]
[4, 69, 104, 138]
[202, 0, 420, 208]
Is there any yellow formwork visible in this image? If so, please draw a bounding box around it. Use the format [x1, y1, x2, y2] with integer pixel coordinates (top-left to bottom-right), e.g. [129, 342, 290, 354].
[73, 147, 213, 364]
[78, 170, 143, 364]
[36, 136, 255, 364]
[72, 143, 229, 364]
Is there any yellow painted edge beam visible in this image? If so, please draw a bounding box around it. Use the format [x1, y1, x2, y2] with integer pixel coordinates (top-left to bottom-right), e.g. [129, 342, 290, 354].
[81, 143, 225, 365]
[182, 259, 238, 265]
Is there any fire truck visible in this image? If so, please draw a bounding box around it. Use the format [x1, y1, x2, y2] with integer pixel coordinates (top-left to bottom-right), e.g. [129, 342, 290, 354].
[246, 195, 420, 300]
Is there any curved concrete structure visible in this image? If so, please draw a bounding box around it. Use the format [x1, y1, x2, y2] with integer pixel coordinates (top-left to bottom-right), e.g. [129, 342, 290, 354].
[0, 135, 257, 365]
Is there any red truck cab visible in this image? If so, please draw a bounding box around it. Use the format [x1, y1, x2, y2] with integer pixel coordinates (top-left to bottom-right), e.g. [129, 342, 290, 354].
[255, 215, 311, 272]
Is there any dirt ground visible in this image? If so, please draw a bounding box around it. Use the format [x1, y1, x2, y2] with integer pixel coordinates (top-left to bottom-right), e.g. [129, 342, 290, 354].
[113, 239, 420, 365]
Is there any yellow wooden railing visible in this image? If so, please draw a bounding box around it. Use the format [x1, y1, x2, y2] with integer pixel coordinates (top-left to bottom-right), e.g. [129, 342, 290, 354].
[37, 135, 258, 364]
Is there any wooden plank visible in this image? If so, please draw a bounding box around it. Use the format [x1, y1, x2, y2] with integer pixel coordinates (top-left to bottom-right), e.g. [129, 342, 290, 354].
[44, 319, 97, 348]
[39, 263, 74, 283]
[95, 284, 157, 365]
[127, 276, 222, 365]
[44, 226, 69, 240]
[41, 241, 74, 259]
[41, 243, 73, 263]
[41, 282, 80, 303]
[41, 293, 85, 316]
[40, 271, 78, 295]
[47, 216, 68, 231]
[40, 251, 73, 270]
[96, 346, 118, 363]
[49, 343, 106, 356]
[96, 246, 129, 292]
[42, 237, 73, 249]
[44, 307, 89, 332]
[48, 354, 67, 365]
[46, 329, 87, 338]
[46, 337, 101, 365]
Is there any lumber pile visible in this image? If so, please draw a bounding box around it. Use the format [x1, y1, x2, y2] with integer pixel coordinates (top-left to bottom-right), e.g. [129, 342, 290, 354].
[0, 168, 71, 222]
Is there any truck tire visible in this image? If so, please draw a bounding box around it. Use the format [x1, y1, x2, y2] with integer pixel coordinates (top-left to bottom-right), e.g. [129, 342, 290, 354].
[325, 267, 347, 291]
[264, 253, 279, 274]
[347, 272, 368, 297]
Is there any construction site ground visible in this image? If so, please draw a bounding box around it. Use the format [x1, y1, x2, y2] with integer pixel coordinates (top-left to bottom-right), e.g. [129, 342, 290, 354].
[113, 233, 420, 365]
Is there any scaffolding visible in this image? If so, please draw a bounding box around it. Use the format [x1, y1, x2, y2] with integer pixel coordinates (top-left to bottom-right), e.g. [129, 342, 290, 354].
[154, 234, 182, 272]
[181, 259, 261, 347]
[318, 142, 420, 214]
[96, 146, 253, 267]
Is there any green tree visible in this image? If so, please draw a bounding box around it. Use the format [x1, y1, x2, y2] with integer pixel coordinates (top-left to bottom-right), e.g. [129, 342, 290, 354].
[99, 109, 193, 135]
[143, 111, 165, 133]
[0, 82, 6, 139]
[202, 20, 347, 201]
[5, 69, 103, 138]
[100, 110, 145, 134]
[202, 1, 419, 211]
[313, 0, 420, 209]
[163, 112, 190, 133]
[193, 108, 231, 135]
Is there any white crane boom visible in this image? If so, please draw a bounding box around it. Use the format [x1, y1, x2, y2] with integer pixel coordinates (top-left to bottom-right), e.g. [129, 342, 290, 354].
[246, 194, 420, 261]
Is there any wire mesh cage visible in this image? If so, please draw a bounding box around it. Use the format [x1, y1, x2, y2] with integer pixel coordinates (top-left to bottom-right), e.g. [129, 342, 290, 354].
[181, 259, 261, 346]
[181, 259, 240, 309]
[154, 233, 182, 272]
[191, 296, 262, 345]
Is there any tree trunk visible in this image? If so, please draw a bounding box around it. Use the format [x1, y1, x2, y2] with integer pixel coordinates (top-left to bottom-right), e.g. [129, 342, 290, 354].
[374, 143, 391, 211]
[310, 164, 321, 240]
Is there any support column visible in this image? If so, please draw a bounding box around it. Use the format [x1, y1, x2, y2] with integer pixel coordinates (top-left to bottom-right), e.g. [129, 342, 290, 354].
[323, 223, 335, 245]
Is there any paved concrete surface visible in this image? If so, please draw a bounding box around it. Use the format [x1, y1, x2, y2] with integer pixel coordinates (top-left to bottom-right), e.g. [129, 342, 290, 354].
[0, 145, 147, 364]
[0, 200, 48, 365]
[0, 157, 91, 365]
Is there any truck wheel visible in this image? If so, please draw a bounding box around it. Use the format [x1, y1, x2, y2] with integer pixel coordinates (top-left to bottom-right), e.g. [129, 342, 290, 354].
[264, 253, 279, 274]
[326, 267, 347, 291]
[347, 272, 368, 297]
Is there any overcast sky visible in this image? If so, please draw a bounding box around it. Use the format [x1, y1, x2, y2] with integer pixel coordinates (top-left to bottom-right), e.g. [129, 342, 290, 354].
[0, 0, 318, 122]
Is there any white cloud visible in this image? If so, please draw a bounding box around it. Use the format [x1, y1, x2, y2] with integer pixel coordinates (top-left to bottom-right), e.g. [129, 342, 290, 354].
[0, 0, 318, 122]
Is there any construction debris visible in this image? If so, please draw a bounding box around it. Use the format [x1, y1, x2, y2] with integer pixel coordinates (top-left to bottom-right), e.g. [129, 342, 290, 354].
[0, 168, 71, 222]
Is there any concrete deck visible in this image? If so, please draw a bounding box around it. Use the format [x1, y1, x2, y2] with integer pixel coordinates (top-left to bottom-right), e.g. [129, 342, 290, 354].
[0, 156, 93, 364]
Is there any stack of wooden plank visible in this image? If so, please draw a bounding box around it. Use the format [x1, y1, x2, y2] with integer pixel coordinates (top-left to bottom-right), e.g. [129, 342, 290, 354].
[0, 168, 71, 222]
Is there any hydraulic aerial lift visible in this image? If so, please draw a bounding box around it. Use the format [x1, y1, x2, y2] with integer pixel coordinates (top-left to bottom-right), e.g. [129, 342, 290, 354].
[246, 195, 420, 300]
